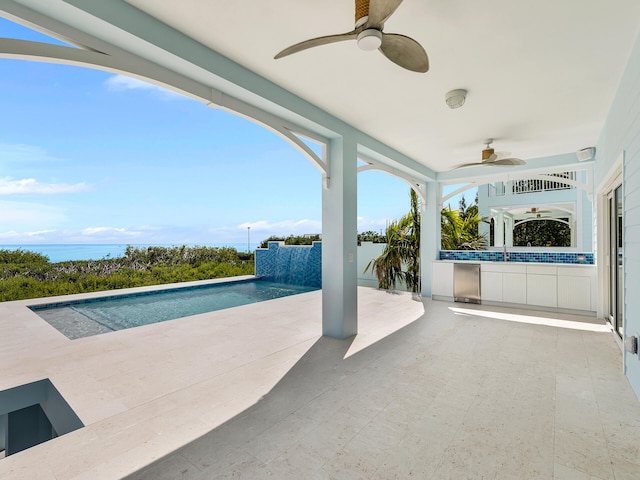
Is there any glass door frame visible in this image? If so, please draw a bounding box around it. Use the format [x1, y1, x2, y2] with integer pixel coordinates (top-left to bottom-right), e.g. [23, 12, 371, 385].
[606, 179, 624, 338]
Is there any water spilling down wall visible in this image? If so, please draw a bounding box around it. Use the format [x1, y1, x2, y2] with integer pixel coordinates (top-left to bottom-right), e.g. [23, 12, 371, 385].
[255, 241, 321, 288]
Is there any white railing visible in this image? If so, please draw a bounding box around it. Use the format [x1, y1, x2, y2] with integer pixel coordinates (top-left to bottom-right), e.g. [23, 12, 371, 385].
[512, 172, 576, 194]
[488, 172, 575, 197]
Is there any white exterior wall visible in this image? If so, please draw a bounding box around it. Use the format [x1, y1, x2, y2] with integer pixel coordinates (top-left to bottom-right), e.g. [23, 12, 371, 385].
[357, 242, 386, 288]
[357, 242, 410, 292]
[596, 29, 640, 398]
[578, 172, 594, 252]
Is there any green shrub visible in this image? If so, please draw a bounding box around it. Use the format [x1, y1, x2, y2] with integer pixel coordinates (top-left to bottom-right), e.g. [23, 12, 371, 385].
[0, 245, 255, 302]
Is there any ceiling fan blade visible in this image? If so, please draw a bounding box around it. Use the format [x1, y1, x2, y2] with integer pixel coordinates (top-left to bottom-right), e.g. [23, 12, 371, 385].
[493, 151, 512, 160]
[454, 162, 484, 169]
[366, 0, 404, 29]
[379, 33, 428, 72]
[275, 30, 358, 59]
[490, 158, 526, 166]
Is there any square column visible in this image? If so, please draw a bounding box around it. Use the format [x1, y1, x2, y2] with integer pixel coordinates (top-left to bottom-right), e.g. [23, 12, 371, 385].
[322, 136, 358, 338]
[505, 216, 514, 247]
[495, 211, 505, 247]
[421, 181, 440, 297]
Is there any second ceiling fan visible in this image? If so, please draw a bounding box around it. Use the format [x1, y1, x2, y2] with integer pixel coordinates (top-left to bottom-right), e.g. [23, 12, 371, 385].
[274, 0, 429, 73]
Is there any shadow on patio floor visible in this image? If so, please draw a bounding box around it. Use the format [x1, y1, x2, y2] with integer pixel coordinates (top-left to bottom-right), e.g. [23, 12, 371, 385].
[125, 300, 640, 479]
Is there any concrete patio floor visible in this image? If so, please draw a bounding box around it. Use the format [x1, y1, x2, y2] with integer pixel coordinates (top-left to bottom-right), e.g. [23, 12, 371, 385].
[1, 283, 639, 479]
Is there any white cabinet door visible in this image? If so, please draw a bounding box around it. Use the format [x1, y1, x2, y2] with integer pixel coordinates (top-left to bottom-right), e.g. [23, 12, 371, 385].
[527, 274, 557, 307]
[503, 273, 527, 304]
[432, 262, 454, 297]
[481, 271, 503, 302]
[557, 276, 591, 310]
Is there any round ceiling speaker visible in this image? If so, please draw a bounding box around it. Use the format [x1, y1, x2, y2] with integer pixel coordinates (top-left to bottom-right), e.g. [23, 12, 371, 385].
[445, 89, 467, 109]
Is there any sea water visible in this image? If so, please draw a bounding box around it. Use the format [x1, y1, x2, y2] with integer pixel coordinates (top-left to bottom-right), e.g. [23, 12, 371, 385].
[0, 243, 260, 263]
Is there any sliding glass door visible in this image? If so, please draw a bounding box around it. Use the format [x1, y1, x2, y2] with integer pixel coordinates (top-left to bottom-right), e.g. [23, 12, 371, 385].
[607, 184, 623, 337]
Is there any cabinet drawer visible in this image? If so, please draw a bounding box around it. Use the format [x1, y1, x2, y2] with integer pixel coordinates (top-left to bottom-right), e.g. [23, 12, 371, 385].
[557, 266, 595, 277]
[527, 265, 557, 275]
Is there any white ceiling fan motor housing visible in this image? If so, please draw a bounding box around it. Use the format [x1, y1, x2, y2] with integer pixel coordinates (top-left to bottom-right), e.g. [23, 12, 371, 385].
[357, 29, 382, 51]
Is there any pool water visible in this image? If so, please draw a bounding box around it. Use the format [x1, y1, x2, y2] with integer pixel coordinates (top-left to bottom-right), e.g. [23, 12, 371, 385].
[30, 279, 318, 339]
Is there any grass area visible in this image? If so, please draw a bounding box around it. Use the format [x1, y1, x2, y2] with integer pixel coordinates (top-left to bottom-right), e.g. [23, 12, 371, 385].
[0, 245, 254, 302]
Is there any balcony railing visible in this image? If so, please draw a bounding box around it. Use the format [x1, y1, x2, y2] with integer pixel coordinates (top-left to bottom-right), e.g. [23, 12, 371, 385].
[489, 172, 576, 197]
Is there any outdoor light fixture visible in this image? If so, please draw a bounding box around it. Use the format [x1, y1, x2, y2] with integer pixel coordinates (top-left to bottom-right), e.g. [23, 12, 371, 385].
[625, 334, 639, 355]
[576, 147, 596, 161]
[357, 29, 383, 51]
[445, 89, 467, 109]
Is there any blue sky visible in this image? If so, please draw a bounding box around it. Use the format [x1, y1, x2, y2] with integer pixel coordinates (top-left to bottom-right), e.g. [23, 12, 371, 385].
[0, 17, 470, 246]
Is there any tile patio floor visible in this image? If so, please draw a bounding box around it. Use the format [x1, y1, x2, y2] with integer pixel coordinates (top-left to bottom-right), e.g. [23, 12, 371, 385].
[1, 282, 639, 479]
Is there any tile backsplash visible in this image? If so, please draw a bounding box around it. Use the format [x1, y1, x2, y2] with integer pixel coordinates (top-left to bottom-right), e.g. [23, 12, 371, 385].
[439, 250, 594, 264]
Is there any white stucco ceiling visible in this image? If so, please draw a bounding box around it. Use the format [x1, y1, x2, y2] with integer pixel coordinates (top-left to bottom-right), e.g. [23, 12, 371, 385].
[19, 0, 640, 174]
[121, 0, 640, 173]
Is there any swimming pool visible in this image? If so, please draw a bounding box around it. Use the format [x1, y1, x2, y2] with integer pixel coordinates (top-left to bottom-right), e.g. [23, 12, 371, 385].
[30, 279, 318, 339]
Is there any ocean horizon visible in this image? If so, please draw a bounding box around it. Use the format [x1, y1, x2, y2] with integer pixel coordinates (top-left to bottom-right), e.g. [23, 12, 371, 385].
[0, 243, 260, 263]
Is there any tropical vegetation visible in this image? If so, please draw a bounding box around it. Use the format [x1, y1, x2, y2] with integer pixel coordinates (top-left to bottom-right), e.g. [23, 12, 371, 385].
[259, 234, 321, 248]
[366, 189, 421, 293]
[512, 219, 571, 247]
[357, 230, 386, 244]
[440, 193, 487, 250]
[0, 245, 254, 302]
[261, 231, 386, 247]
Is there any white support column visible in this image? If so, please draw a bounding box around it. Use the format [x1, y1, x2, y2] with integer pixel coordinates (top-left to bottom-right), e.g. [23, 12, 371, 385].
[322, 136, 358, 339]
[495, 211, 505, 247]
[505, 215, 514, 247]
[477, 184, 490, 243]
[421, 181, 440, 297]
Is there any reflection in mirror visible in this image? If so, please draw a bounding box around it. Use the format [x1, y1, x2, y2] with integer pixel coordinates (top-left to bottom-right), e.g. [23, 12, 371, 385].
[442, 168, 593, 252]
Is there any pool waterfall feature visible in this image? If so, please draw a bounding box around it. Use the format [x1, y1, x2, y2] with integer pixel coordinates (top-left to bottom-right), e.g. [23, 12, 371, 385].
[255, 241, 322, 288]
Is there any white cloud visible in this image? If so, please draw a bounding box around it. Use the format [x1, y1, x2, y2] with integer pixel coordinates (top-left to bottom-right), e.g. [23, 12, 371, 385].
[27, 229, 56, 237]
[104, 74, 182, 99]
[0, 177, 89, 195]
[81, 227, 141, 237]
[0, 230, 20, 239]
[0, 229, 57, 242]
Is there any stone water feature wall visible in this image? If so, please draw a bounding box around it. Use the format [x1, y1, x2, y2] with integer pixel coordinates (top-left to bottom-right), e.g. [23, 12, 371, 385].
[255, 241, 321, 288]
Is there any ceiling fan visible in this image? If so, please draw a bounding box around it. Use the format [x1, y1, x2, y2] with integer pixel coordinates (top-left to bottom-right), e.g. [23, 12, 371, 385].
[274, 0, 429, 73]
[525, 207, 551, 215]
[454, 139, 526, 169]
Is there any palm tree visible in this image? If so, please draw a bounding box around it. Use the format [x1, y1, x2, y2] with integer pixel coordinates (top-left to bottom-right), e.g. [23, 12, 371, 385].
[366, 189, 421, 293]
[441, 206, 487, 250]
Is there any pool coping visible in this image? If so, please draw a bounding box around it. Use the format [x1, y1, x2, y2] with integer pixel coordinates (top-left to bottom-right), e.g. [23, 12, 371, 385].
[20, 274, 258, 309]
[0, 282, 426, 479]
[28, 276, 319, 341]
[0, 275, 327, 476]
